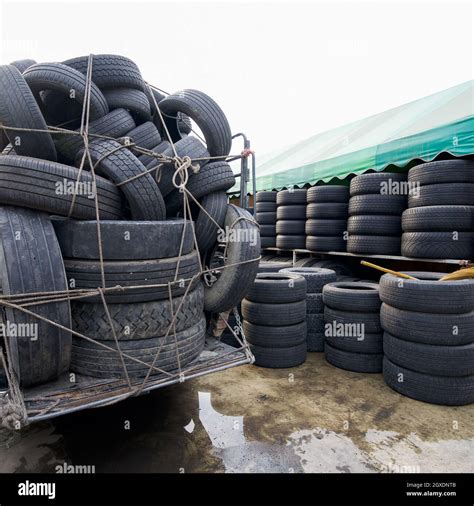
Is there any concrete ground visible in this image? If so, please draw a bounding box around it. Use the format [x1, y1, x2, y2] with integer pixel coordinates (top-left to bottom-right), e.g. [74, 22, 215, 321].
[1, 353, 473, 473]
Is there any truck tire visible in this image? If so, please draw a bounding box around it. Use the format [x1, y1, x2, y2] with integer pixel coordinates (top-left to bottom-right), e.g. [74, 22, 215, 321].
[245, 273, 307, 303]
[325, 343, 382, 373]
[0, 65, 57, 161]
[0, 207, 71, 386]
[322, 281, 381, 312]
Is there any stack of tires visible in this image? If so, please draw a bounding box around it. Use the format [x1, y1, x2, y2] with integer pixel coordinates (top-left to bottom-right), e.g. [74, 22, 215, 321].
[255, 191, 277, 248]
[242, 273, 307, 368]
[280, 267, 337, 352]
[276, 189, 307, 249]
[380, 272, 474, 405]
[322, 281, 383, 372]
[401, 160, 474, 260]
[347, 172, 408, 255]
[306, 186, 349, 252]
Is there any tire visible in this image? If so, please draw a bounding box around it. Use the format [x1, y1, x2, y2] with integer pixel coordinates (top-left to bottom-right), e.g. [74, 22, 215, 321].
[401, 232, 472, 259]
[71, 317, 206, 379]
[256, 191, 277, 203]
[276, 189, 307, 205]
[250, 342, 307, 368]
[261, 236, 276, 248]
[307, 313, 325, 333]
[245, 272, 307, 303]
[380, 303, 474, 346]
[326, 333, 383, 354]
[276, 220, 306, 235]
[124, 121, 161, 150]
[9, 59, 36, 73]
[52, 218, 194, 260]
[322, 281, 381, 312]
[307, 185, 349, 203]
[347, 215, 401, 236]
[347, 235, 401, 255]
[276, 235, 306, 249]
[63, 54, 145, 90]
[280, 267, 337, 293]
[103, 88, 152, 122]
[307, 293, 324, 313]
[408, 183, 474, 208]
[150, 136, 210, 197]
[65, 250, 200, 303]
[244, 320, 306, 347]
[0, 65, 57, 161]
[408, 160, 474, 186]
[255, 202, 277, 213]
[402, 205, 474, 232]
[204, 205, 260, 313]
[193, 191, 228, 253]
[277, 205, 307, 220]
[177, 112, 192, 135]
[24, 63, 109, 120]
[383, 356, 474, 406]
[137, 140, 170, 166]
[256, 212, 277, 225]
[379, 271, 474, 314]
[305, 219, 347, 236]
[0, 207, 71, 386]
[307, 203, 348, 219]
[77, 139, 166, 220]
[260, 224, 276, 236]
[72, 283, 204, 341]
[55, 108, 136, 162]
[307, 332, 325, 352]
[325, 343, 382, 373]
[306, 236, 346, 252]
[311, 260, 353, 277]
[324, 306, 382, 333]
[158, 89, 232, 157]
[348, 194, 407, 216]
[383, 332, 474, 377]
[241, 299, 306, 326]
[350, 172, 407, 196]
[258, 261, 292, 273]
[0, 155, 124, 220]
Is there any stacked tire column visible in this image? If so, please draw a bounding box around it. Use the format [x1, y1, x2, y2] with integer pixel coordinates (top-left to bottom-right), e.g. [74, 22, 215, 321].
[401, 160, 474, 259]
[322, 281, 384, 372]
[347, 173, 408, 255]
[306, 185, 349, 252]
[276, 189, 307, 249]
[242, 273, 308, 368]
[380, 271, 474, 405]
[280, 267, 337, 352]
[255, 191, 277, 248]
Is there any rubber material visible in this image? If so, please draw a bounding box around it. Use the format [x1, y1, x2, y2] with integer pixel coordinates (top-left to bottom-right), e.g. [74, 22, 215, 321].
[276, 190, 307, 205]
[401, 232, 472, 260]
[280, 267, 337, 293]
[245, 273, 307, 303]
[325, 333, 383, 354]
[306, 236, 347, 252]
[103, 87, 152, 122]
[241, 299, 306, 326]
[276, 235, 306, 249]
[408, 160, 474, 186]
[276, 205, 306, 220]
[243, 320, 307, 348]
[307, 203, 348, 219]
[193, 192, 227, 254]
[349, 194, 407, 216]
[347, 235, 401, 255]
[350, 172, 407, 196]
[347, 215, 401, 236]
[322, 281, 381, 312]
[325, 343, 383, 373]
[305, 219, 347, 236]
[408, 183, 474, 208]
[250, 342, 307, 368]
[402, 205, 474, 232]
[307, 185, 349, 203]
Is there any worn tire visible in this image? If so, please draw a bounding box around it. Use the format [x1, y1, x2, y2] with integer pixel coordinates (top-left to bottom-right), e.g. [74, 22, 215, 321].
[307, 203, 348, 219]
[256, 191, 277, 203]
[276, 220, 306, 235]
[349, 194, 406, 216]
[408, 183, 474, 208]
[250, 342, 307, 368]
[347, 215, 401, 236]
[307, 185, 349, 203]
[0, 65, 57, 161]
[402, 205, 474, 232]
[193, 191, 228, 254]
[9, 59, 36, 73]
[245, 272, 306, 303]
[241, 299, 306, 326]
[408, 160, 474, 186]
[280, 267, 337, 293]
[322, 281, 380, 312]
[305, 219, 347, 236]
[325, 343, 383, 373]
[307, 293, 324, 313]
[383, 356, 474, 406]
[0, 207, 71, 386]
[158, 89, 232, 157]
[401, 232, 473, 260]
[260, 224, 276, 236]
[307, 332, 325, 352]
[52, 218, 194, 260]
[350, 172, 407, 196]
[324, 306, 382, 333]
[276, 189, 307, 205]
[123, 121, 161, 150]
[379, 271, 474, 314]
[0, 155, 124, 219]
[260, 236, 276, 248]
[306, 236, 347, 252]
[255, 202, 277, 213]
[277, 205, 307, 220]
[244, 320, 306, 348]
[258, 261, 292, 273]
[276, 235, 306, 249]
[326, 333, 383, 354]
[103, 88, 152, 122]
[255, 212, 277, 225]
[347, 235, 401, 255]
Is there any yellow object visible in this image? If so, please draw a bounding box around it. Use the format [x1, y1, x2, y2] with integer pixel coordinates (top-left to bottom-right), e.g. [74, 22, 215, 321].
[440, 267, 474, 281]
[360, 260, 418, 280]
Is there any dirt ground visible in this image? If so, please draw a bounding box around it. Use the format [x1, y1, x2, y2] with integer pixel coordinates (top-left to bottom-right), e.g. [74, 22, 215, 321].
[1, 353, 473, 473]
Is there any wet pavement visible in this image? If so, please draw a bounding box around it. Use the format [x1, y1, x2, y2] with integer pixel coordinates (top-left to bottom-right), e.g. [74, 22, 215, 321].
[1, 353, 473, 473]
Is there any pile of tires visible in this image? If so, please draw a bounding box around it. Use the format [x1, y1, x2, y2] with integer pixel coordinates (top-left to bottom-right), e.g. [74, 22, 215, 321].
[0, 55, 260, 386]
[255, 191, 277, 248]
[276, 189, 307, 249]
[306, 185, 349, 252]
[280, 267, 337, 352]
[380, 272, 474, 405]
[241, 273, 307, 368]
[322, 281, 383, 373]
[347, 172, 408, 255]
[401, 160, 474, 260]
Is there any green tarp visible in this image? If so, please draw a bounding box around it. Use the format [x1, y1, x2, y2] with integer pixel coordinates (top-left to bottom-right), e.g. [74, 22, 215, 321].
[246, 80, 474, 193]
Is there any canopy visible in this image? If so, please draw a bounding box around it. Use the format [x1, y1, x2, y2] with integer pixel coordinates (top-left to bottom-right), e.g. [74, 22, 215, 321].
[248, 80, 474, 193]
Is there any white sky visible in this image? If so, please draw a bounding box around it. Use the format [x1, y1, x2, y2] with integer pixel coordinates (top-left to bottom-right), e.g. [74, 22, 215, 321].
[1, 0, 473, 158]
